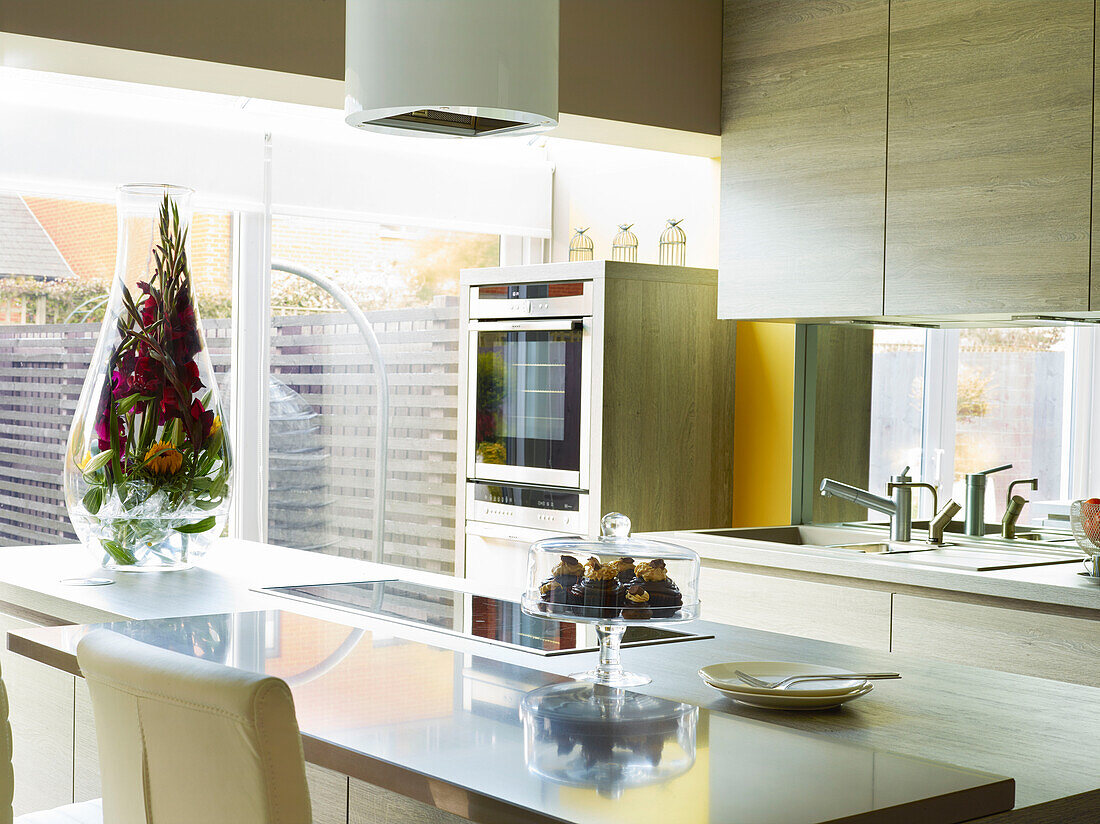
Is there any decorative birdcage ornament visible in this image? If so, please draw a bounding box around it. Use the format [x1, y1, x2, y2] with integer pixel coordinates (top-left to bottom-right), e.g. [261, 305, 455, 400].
[569, 227, 594, 262]
[658, 219, 687, 266]
[611, 224, 638, 262]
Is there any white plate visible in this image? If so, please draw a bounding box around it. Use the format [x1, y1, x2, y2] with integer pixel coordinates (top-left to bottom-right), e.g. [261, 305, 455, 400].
[704, 680, 874, 710]
[698, 661, 868, 697]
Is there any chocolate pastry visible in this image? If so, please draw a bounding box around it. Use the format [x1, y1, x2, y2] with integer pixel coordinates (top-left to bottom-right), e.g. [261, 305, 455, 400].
[571, 556, 622, 618]
[631, 559, 682, 617]
[538, 555, 584, 614]
[537, 580, 572, 614]
[610, 556, 636, 585]
[550, 554, 584, 588]
[620, 584, 652, 619]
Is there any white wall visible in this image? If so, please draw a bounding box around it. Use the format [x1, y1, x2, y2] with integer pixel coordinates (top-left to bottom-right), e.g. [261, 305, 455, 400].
[545, 138, 720, 268]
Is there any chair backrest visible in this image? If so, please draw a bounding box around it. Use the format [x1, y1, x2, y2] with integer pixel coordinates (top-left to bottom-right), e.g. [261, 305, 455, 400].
[76, 631, 311, 824]
[0, 665, 12, 824]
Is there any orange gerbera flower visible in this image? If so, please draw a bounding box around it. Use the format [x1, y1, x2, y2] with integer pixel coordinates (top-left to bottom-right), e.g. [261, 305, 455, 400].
[145, 441, 183, 475]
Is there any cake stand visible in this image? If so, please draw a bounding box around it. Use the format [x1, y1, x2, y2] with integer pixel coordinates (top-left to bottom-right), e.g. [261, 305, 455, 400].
[520, 512, 701, 688]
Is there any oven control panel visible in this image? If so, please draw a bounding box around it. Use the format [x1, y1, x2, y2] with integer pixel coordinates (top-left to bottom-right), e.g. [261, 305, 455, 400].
[466, 481, 589, 533]
[469, 280, 592, 320]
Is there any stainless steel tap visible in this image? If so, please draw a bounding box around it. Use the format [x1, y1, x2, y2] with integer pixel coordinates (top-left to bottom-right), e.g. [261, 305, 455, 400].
[820, 467, 915, 542]
[888, 480, 940, 542]
[1001, 478, 1038, 539]
[929, 499, 962, 545]
[963, 463, 1012, 537]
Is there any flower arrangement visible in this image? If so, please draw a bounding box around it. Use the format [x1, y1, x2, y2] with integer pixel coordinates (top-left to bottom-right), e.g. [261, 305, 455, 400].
[69, 192, 230, 568]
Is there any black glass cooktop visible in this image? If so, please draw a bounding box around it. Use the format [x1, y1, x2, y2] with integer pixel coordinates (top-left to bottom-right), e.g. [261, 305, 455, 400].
[258, 580, 711, 656]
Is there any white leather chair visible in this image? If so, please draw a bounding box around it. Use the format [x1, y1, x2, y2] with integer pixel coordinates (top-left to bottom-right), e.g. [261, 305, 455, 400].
[75, 630, 312, 824]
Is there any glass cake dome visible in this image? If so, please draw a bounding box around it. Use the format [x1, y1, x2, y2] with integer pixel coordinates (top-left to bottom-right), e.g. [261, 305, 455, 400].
[520, 512, 701, 686]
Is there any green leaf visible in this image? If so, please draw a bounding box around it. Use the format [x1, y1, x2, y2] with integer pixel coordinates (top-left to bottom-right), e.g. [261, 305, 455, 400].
[81, 486, 104, 515]
[102, 539, 137, 566]
[115, 393, 151, 415]
[174, 516, 217, 534]
[165, 418, 183, 447]
[81, 450, 114, 475]
[193, 497, 224, 511]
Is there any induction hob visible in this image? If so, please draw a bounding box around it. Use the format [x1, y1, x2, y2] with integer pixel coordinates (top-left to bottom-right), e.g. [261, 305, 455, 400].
[257, 580, 712, 656]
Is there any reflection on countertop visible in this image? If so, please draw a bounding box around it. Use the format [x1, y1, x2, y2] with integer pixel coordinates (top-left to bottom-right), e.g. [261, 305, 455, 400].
[12, 608, 1014, 824]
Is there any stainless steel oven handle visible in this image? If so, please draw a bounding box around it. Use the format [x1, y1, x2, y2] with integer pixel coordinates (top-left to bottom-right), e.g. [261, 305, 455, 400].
[471, 319, 582, 332]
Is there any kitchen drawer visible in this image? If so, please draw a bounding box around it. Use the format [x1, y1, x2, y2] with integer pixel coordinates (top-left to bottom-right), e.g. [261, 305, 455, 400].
[891, 594, 1100, 687]
[698, 565, 892, 651]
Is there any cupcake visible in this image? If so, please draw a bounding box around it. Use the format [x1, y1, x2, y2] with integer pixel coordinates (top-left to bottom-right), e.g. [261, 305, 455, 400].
[631, 560, 682, 617]
[609, 557, 636, 585]
[620, 584, 652, 620]
[570, 556, 622, 618]
[538, 555, 584, 614]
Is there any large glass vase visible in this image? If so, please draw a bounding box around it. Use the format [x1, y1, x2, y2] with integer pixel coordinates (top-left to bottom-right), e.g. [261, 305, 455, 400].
[63, 184, 232, 571]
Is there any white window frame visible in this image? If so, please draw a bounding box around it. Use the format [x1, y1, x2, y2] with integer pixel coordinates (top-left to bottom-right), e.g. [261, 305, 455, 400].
[896, 325, 1085, 518]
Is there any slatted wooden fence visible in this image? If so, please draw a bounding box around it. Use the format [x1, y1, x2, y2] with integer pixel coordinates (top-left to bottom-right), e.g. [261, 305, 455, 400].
[0, 297, 459, 574]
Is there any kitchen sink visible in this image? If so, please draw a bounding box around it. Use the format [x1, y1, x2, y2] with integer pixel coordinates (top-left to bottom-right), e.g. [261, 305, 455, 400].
[695, 525, 1084, 571]
[699, 525, 889, 546]
[1010, 532, 1076, 543]
[848, 520, 1077, 545]
[853, 545, 1083, 571]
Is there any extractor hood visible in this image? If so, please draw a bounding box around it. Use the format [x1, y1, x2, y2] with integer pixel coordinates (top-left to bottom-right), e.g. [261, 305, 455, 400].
[345, 0, 559, 138]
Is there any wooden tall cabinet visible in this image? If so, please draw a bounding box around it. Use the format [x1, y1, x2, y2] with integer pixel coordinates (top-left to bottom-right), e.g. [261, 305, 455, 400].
[885, 0, 1093, 315]
[719, 0, 889, 319]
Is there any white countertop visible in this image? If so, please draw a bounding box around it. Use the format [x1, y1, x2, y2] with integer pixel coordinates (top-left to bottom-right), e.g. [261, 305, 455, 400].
[648, 528, 1100, 612]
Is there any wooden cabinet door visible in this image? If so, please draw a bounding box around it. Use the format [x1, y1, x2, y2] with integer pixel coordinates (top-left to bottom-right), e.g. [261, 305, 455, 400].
[699, 564, 892, 651]
[0, 612, 75, 815]
[719, 0, 889, 319]
[885, 0, 1093, 315]
[891, 594, 1100, 687]
[349, 777, 468, 824]
[74, 679, 100, 803]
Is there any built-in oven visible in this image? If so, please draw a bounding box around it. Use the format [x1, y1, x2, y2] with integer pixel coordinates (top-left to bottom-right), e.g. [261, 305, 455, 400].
[464, 480, 589, 588]
[466, 280, 593, 490]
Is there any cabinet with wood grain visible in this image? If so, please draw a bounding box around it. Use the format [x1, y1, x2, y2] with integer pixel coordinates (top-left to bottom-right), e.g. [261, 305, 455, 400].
[719, 0, 1096, 319]
[884, 0, 1093, 315]
[0, 611, 75, 815]
[718, 0, 889, 320]
[698, 563, 893, 651]
[891, 594, 1100, 687]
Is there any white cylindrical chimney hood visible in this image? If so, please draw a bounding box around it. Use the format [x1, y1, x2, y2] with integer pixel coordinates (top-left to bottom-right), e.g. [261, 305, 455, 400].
[345, 0, 559, 138]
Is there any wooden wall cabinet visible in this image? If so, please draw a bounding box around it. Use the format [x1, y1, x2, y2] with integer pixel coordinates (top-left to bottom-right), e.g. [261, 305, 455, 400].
[719, 0, 889, 319]
[720, 0, 1096, 319]
[885, 0, 1094, 315]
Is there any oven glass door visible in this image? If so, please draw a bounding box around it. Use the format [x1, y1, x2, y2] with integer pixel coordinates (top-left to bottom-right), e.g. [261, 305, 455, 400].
[470, 320, 587, 488]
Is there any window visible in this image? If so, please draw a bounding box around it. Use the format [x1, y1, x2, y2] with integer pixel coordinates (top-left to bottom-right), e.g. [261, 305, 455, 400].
[265, 215, 500, 573]
[868, 329, 926, 509]
[869, 326, 1074, 525]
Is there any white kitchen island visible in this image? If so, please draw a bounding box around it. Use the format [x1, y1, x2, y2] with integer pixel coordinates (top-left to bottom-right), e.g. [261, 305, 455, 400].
[1, 540, 1098, 822]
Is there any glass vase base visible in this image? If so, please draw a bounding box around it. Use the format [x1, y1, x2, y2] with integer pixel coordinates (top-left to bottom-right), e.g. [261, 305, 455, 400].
[569, 668, 652, 688]
[109, 562, 193, 573]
